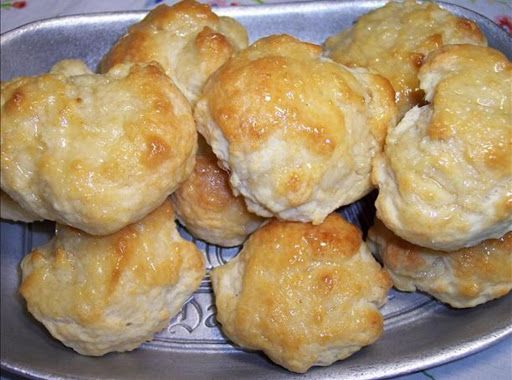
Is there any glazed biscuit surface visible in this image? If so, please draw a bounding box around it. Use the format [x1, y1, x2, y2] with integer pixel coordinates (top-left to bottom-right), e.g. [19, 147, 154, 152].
[100, 0, 248, 103]
[212, 214, 392, 373]
[1, 60, 197, 235]
[0, 190, 42, 223]
[171, 142, 265, 246]
[20, 200, 205, 356]
[325, 0, 487, 117]
[195, 34, 397, 224]
[373, 45, 512, 251]
[368, 220, 512, 308]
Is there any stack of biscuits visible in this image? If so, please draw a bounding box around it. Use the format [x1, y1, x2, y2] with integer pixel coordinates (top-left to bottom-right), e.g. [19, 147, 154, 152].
[1, 0, 510, 373]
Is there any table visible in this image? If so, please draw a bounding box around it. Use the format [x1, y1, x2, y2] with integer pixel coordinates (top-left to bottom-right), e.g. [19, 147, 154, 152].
[1, 1, 511, 379]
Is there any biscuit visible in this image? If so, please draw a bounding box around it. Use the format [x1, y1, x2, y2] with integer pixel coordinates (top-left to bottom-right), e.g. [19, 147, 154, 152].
[20, 200, 205, 356]
[195, 34, 397, 224]
[324, 0, 486, 117]
[211, 214, 392, 373]
[1, 60, 197, 235]
[368, 220, 512, 308]
[0, 190, 42, 223]
[373, 45, 512, 251]
[171, 139, 266, 246]
[100, 0, 248, 104]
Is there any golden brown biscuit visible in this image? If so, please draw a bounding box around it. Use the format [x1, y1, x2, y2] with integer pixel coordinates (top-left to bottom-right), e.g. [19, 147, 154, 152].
[324, 0, 486, 117]
[211, 214, 392, 373]
[171, 140, 266, 246]
[0, 190, 42, 223]
[20, 200, 205, 356]
[100, 0, 248, 104]
[195, 34, 397, 224]
[368, 220, 512, 308]
[1, 60, 197, 235]
[373, 45, 512, 251]
[49, 59, 92, 76]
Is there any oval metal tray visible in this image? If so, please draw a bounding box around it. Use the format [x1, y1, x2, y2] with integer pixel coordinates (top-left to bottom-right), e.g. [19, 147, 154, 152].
[1, 1, 511, 379]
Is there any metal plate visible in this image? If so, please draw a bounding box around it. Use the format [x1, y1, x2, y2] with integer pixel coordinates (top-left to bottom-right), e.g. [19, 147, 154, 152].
[1, 1, 511, 379]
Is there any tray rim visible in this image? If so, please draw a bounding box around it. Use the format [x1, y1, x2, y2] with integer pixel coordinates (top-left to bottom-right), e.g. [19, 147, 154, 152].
[1, 0, 509, 43]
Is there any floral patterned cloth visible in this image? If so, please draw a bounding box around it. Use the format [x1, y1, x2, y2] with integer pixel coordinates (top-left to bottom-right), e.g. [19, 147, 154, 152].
[0, 1, 511, 380]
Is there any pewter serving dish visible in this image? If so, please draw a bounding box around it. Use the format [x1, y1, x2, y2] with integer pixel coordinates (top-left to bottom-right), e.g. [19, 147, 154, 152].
[1, 1, 511, 379]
